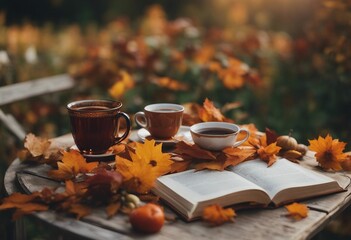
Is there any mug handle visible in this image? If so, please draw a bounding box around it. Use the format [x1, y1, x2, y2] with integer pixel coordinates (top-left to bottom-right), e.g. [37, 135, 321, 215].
[134, 111, 148, 128]
[114, 112, 131, 144]
[233, 129, 250, 147]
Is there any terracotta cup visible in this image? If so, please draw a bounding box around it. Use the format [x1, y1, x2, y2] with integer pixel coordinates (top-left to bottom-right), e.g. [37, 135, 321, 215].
[134, 103, 184, 139]
[67, 99, 130, 155]
[190, 122, 250, 151]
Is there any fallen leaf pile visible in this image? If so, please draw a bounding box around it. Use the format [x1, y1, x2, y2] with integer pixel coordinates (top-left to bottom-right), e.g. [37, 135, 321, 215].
[2, 105, 351, 229]
[202, 204, 236, 226]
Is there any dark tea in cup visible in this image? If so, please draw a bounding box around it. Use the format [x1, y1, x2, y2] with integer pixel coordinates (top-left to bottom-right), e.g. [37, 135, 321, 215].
[134, 103, 184, 139]
[67, 100, 131, 155]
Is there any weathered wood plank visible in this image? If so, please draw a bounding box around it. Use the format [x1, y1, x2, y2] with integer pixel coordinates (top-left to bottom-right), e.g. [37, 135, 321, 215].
[0, 74, 74, 106]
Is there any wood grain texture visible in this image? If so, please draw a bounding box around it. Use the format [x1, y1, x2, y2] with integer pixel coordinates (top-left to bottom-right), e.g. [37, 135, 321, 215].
[3, 133, 351, 240]
[0, 74, 74, 106]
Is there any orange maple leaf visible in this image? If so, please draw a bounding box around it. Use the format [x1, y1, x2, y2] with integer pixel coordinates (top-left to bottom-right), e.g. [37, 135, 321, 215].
[308, 134, 348, 171]
[0, 192, 48, 220]
[169, 160, 192, 173]
[199, 98, 231, 122]
[257, 142, 281, 166]
[202, 204, 236, 226]
[67, 203, 91, 220]
[237, 124, 259, 146]
[48, 150, 98, 180]
[285, 202, 309, 220]
[194, 148, 255, 171]
[116, 139, 173, 194]
[174, 141, 217, 161]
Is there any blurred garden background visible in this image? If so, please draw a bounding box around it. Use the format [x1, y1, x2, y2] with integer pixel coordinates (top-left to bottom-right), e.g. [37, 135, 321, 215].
[0, 0, 351, 239]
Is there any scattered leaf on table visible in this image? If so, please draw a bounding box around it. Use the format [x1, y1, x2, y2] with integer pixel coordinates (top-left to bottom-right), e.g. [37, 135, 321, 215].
[237, 123, 258, 145]
[202, 204, 236, 226]
[67, 203, 91, 220]
[85, 169, 123, 202]
[265, 128, 278, 145]
[0, 192, 48, 220]
[106, 202, 121, 219]
[24, 133, 51, 157]
[170, 160, 192, 173]
[285, 202, 309, 220]
[174, 141, 217, 161]
[222, 147, 256, 167]
[116, 139, 172, 194]
[257, 142, 281, 167]
[308, 134, 347, 171]
[48, 150, 98, 180]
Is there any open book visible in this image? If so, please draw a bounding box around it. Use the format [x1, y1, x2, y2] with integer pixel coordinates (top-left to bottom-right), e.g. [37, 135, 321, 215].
[153, 158, 344, 221]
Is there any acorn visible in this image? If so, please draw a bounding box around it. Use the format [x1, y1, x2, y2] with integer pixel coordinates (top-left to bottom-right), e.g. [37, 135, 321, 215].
[283, 150, 303, 161]
[276, 135, 298, 151]
[295, 144, 308, 156]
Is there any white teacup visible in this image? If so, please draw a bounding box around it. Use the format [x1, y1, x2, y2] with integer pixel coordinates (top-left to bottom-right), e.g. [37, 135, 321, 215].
[190, 122, 250, 151]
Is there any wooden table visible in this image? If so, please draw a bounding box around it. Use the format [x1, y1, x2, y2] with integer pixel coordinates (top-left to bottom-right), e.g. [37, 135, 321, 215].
[4, 131, 351, 240]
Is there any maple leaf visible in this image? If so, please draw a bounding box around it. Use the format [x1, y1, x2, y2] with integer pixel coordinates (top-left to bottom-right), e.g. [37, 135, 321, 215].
[116, 139, 173, 194]
[199, 98, 226, 122]
[265, 128, 278, 145]
[222, 147, 256, 168]
[0, 192, 48, 220]
[257, 142, 281, 167]
[202, 204, 236, 226]
[85, 169, 123, 204]
[48, 150, 98, 180]
[174, 141, 217, 161]
[24, 133, 51, 157]
[67, 203, 91, 220]
[237, 123, 259, 146]
[194, 148, 255, 171]
[285, 202, 309, 220]
[106, 202, 121, 219]
[308, 134, 347, 171]
[169, 160, 192, 173]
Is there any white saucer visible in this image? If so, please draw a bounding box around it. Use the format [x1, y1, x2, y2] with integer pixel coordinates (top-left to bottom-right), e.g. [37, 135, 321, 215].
[137, 126, 192, 145]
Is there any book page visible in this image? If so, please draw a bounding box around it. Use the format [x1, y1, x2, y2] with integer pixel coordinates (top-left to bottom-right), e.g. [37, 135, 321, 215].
[156, 169, 266, 204]
[230, 158, 338, 201]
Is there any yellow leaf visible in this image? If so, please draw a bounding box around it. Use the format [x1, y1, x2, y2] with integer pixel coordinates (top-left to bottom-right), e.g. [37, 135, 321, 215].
[116, 139, 172, 194]
[48, 150, 98, 180]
